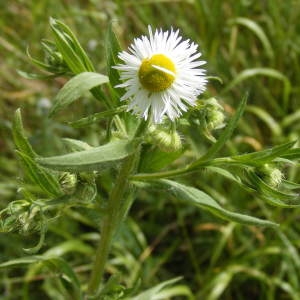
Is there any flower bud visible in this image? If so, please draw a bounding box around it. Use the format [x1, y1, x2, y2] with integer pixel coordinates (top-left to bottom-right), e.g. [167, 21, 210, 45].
[59, 172, 77, 195]
[148, 125, 182, 152]
[41, 40, 69, 73]
[46, 51, 64, 67]
[205, 98, 225, 131]
[258, 164, 284, 187]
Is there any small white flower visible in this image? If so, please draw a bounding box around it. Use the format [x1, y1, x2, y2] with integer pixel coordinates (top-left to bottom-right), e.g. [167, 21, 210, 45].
[114, 26, 207, 124]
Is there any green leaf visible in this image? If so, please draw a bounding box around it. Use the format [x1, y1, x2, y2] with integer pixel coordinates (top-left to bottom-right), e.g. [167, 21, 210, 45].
[62, 138, 93, 151]
[50, 18, 108, 105]
[206, 166, 254, 192]
[49, 72, 108, 117]
[36, 139, 138, 172]
[282, 180, 300, 190]
[282, 109, 300, 128]
[25, 46, 66, 74]
[0, 256, 45, 268]
[17, 69, 64, 80]
[23, 207, 47, 254]
[190, 93, 248, 168]
[159, 179, 278, 227]
[16, 151, 62, 197]
[0, 256, 82, 299]
[139, 145, 183, 172]
[206, 76, 223, 84]
[231, 141, 296, 166]
[246, 172, 300, 207]
[68, 106, 126, 128]
[45, 258, 82, 299]
[12, 109, 36, 158]
[223, 68, 291, 110]
[281, 148, 300, 160]
[207, 167, 300, 208]
[105, 23, 123, 90]
[229, 17, 274, 59]
[50, 17, 94, 74]
[130, 277, 183, 300]
[44, 240, 93, 257]
[246, 105, 282, 136]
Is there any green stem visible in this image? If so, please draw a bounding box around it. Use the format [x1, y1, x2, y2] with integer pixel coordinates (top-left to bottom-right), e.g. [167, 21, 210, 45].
[87, 153, 137, 298]
[132, 166, 192, 181]
[131, 157, 235, 181]
[87, 119, 149, 298]
[91, 87, 126, 136]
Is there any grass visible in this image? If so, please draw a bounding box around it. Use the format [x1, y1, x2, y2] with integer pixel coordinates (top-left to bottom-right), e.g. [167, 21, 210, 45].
[1, 0, 300, 299]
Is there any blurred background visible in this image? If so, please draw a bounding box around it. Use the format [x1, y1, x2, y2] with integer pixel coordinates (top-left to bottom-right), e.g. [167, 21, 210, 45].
[1, 0, 300, 299]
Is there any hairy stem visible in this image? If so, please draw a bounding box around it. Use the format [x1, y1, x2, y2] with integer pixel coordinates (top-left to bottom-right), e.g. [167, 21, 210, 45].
[87, 120, 149, 298]
[87, 153, 137, 298]
[131, 157, 237, 181]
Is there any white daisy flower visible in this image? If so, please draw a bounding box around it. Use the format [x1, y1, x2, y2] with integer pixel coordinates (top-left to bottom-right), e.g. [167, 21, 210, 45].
[114, 26, 207, 124]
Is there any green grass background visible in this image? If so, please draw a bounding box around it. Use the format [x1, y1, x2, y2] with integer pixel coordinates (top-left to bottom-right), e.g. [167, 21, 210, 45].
[1, 0, 300, 299]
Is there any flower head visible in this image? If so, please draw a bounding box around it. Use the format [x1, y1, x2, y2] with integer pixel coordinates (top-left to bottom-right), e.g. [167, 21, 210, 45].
[114, 26, 207, 124]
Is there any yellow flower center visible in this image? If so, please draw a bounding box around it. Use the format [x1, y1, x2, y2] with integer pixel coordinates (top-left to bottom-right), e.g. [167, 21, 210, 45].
[138, 54, 176, 92]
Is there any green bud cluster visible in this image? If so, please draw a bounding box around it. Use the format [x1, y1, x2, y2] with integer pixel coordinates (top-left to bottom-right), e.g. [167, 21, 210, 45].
[1, 200, 42, 234]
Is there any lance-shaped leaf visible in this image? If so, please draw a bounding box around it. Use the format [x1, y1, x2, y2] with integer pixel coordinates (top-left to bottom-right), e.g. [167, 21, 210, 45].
[245, 171, 300, 207]
[223, 68, 291, 111]
[50, 18, 108, 105]
[281, 148, 300, 160]
[16, 151, 62, 197]
[12, 109, 62, 197]
[231, 141, 296, 166]
[159, 179, 278, 227]
[62, 138, 94, 151]
[12, 109, 36, 158]
[228, 17, 274, 59]
[50, 17, 94, 74]
[282, 180, 300, 190]
[36, 139, 137, 172]
[49, 72, 108, 116]
[130, 277, 185, 300]
[68, 106, 126, 128]
[0, 256, 82, 299]
[105, 24, 123, 90]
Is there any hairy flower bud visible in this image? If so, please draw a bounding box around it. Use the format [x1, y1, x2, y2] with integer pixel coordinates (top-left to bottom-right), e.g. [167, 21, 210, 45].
[258, 164, 284, 187]
[148, 125, 182, 152]
[204, 98, 225, 131]
[59, 172, 77, 195]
